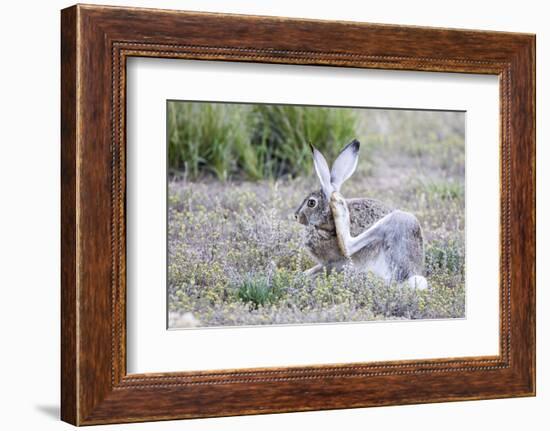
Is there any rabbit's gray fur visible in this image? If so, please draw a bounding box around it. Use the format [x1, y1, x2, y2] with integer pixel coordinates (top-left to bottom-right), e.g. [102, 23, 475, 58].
[294, 140, 427, 289]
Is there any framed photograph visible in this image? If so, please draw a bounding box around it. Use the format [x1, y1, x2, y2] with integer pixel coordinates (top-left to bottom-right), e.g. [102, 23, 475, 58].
[61, 4, 535, 425]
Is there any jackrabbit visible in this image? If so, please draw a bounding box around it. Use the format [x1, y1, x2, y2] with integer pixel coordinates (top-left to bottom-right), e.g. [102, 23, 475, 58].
[294, 139, 428, 290]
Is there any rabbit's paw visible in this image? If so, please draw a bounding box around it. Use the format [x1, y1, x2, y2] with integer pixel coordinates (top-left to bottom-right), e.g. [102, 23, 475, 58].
[330, 191, 349, 222]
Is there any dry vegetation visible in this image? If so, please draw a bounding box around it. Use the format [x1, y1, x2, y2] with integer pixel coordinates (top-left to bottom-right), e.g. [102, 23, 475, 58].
[168, 105, 465, 328]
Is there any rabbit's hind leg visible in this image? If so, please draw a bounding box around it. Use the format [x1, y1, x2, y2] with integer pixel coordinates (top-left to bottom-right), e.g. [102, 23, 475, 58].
[330, 191, 384, 258]
[329, 191, 352, 257]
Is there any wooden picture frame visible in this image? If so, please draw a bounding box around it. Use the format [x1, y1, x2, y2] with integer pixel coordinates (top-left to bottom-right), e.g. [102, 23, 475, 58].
[61, 4, 535, 425]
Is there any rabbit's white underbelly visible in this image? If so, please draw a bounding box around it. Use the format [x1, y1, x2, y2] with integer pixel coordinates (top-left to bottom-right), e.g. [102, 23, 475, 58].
[355, 249, 392, 282]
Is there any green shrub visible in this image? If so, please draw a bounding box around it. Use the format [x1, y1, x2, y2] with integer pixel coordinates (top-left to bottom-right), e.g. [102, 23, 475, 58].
[236, 276, 282, 309]
[425, 238, 465, 276]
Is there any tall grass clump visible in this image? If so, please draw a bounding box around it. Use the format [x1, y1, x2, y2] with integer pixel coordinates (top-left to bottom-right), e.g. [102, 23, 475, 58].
[168, 102, 358, 181]
[248, 105, 358, 178]
[168, 102, 253, 181]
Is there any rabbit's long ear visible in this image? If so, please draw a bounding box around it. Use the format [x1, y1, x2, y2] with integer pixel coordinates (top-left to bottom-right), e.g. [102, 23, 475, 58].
[310, 144, 334, 198]
[330, 139, 360, 192]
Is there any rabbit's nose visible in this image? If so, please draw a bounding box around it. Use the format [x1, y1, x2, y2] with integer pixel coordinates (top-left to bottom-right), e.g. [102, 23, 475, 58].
[294, 211, 306, 225]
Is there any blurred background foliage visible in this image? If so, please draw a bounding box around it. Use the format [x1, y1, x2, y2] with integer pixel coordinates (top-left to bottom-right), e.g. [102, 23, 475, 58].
[168, 102, 358, 181]
[168, 101, 464, 182]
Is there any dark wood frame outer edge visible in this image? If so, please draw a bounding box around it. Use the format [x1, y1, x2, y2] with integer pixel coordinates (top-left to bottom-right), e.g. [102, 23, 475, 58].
[61, 4, 535, 426]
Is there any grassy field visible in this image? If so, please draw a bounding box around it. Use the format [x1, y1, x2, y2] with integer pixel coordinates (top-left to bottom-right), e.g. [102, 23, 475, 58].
[168, 104, 465, 328]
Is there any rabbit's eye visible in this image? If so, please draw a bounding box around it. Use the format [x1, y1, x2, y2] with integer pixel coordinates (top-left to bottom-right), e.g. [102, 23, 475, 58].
[307, 198, 317, 208]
